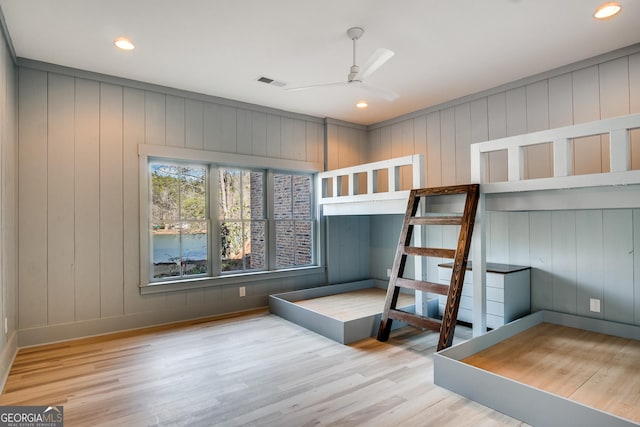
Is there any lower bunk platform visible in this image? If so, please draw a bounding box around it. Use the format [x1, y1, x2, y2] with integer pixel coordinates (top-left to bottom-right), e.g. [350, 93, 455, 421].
[434, 310, 640, 427]
[268, 279, 415, 344]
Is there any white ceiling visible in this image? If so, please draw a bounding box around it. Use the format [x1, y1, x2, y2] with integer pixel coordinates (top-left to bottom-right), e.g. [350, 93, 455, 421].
[1, 0, 639, 125]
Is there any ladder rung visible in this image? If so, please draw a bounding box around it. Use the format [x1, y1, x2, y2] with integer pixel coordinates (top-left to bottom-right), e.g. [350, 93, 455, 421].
[396, 278, 450, 295]
[404, 246, 456, 259]
[413, 184, 478, 197]
[409, 216, 463, 225]
[388, 309, 442, 332]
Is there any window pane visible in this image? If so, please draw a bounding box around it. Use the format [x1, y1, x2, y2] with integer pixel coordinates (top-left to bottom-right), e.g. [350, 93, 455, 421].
[151, 164, 180, 221]
[276, 221, 294, 268]
[220, 221, 244, 271]
[248, 221, 265, 270]
[274, 174, 292, 220]
[295, 221, 313, 265]
[219, 169, 241, 220]
[180, 166, 207, 220]
[250, 172, 264, 220]
[152, 223, 181, 279]
[182, 221, 208, 276]
[293, 175, 311, 220]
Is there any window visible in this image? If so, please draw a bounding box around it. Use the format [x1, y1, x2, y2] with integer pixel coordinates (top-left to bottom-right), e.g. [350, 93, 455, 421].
[147, 160, 315, 284]
[274, 173, 313, 268]
[150, 163, 209, 280]
[218, 169, 266, 272]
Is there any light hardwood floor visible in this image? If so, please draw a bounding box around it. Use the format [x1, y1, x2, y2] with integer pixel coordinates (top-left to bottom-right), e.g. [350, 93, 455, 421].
[0, 310, 528, 426]
[463, 322, 640, 424]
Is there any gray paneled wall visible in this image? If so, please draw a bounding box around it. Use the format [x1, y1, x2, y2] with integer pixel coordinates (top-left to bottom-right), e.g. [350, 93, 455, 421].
[17, 65, 325, 346]
[367, 48, 640, 325]
[0, 29, 17, 386]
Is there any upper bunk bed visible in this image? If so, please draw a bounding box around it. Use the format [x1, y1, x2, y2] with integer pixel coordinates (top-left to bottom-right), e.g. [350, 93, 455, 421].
[470, 113, 640, 211]
[317, 154, 424, 215]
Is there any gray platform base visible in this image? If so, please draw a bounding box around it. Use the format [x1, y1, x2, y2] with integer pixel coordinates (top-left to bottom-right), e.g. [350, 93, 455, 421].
[269, 279, 414, 344]
[434, 310, 640, 427]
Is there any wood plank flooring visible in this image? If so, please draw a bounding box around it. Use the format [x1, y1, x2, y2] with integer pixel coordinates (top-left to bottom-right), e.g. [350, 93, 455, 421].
[462, 322, 640, 424]
[0, 310, 527, 427]
[293, 288, 414, 321]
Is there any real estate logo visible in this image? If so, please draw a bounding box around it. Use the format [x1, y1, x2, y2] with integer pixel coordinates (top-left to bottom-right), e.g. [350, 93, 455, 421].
[0, 405, 63, 427]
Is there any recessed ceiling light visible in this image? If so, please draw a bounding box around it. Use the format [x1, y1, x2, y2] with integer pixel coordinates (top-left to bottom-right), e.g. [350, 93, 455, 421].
[356, 101, 368, 109]
[114, 36, 135, 51]
[593, 2, 621, 20]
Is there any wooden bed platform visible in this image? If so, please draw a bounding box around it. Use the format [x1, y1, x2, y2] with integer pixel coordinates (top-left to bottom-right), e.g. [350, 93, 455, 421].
[269, 280, 415, 344]
[434, 310, 640, 427]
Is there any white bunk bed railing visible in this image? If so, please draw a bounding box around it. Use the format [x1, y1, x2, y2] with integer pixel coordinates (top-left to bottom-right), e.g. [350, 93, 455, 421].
[317, 154, 424, 215]
[470, 113, 640, 193]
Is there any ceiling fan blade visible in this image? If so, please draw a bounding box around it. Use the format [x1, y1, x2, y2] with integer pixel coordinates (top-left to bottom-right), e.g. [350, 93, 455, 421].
[285, 81, 345, 92]
[360, 83, 399, 101]
[358, 48, 394, 80]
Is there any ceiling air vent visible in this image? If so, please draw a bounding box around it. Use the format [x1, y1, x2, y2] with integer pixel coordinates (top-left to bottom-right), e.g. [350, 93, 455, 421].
[257, 76, 286, 87]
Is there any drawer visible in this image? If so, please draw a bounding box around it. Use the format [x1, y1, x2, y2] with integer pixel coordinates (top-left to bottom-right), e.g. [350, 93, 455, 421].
[438, 267, 472, 285]
[487, 314, 504, 329]
[486, 286, 504, 303]
[487, 300, 503, 316]
[486, 272, 504, 288]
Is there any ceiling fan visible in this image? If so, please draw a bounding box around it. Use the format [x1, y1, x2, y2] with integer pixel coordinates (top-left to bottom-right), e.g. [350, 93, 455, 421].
[286, 27, 398, 101]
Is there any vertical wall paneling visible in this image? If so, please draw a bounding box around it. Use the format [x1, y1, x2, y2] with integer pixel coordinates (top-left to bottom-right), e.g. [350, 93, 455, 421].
[525, 80, 552, 179]
[47, 74, 76, 324]
[390, 122, 403, 188]
[325, 123, 338, 171]
[251, 111, 267, 157]
[219, 105, 237, 153]
[548, 73, 574, 128]
[470, 98, 488, 143]
[293, 119, 306, 161]
[487, 212, 508, 263]
[74, 78, 101, 321]
[99, 83, 124, 318]
[487, 93, 507, 182]
[507, 212, 529, 266]
[634, 210, 640, 325]
[266, 114, 281, 159]
[203, 103, 222, 152]
[600, 57, 630, 172]
[630, 53, 640, 170]
[123, 87, 165, 314]
[144, 91, 166, 146]
[280, 118, 295, 161]
[602, 210, 634, 324]
[529, 211, 553, 311]
[413, 116, 428, 186]
[551, 211, 577, 314]
[575, 210, 604, 318]
[165, 95, 185, 148]
[505, 87, 527, 177]
[426, 112, 442, 187]
[236, 109, 252, 155]
[440, 107, 456, 186]
[368, 128, 381, 163]
[18, 68, 48, 328]
[454, 103, 471, 184]
[572, 66, 602, 174]
[185, 99, 204, 150]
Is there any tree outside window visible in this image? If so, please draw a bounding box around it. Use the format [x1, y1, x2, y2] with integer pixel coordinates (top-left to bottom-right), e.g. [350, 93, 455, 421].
[219, 169, 266, 272]
[150, 163, 209, 280]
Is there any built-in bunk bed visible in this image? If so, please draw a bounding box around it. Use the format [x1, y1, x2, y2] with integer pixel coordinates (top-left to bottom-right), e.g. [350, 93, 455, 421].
[435, 113, 640, 427]
[269, 154, 425, 344]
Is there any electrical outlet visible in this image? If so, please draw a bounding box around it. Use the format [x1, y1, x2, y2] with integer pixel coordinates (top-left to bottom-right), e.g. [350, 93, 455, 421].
[589, 298, 601, 313]
[239, 286, 246, 297]
[386, 268, 392, 278]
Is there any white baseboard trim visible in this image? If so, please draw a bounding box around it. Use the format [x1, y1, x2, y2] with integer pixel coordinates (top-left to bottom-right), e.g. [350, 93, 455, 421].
[0, 331, 18, 392]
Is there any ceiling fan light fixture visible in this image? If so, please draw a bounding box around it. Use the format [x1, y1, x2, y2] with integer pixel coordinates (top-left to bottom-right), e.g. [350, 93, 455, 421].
[593, 2, 621, 20]
[114, 36, 135, 51]
[356, 101, 368, 109]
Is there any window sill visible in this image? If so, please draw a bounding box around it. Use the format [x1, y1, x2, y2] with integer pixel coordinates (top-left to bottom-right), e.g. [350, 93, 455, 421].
[139, 265, 326, 295]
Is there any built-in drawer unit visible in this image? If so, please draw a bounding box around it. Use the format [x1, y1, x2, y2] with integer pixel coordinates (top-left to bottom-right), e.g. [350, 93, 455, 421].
[437, 262, 531, 329]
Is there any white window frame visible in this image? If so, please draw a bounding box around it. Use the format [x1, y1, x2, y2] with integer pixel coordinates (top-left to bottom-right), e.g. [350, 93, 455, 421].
[138, 145, 324, 294]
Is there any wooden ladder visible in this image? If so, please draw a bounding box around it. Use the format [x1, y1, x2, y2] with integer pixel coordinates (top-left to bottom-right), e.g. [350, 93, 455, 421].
[377, 184, 480, 351]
